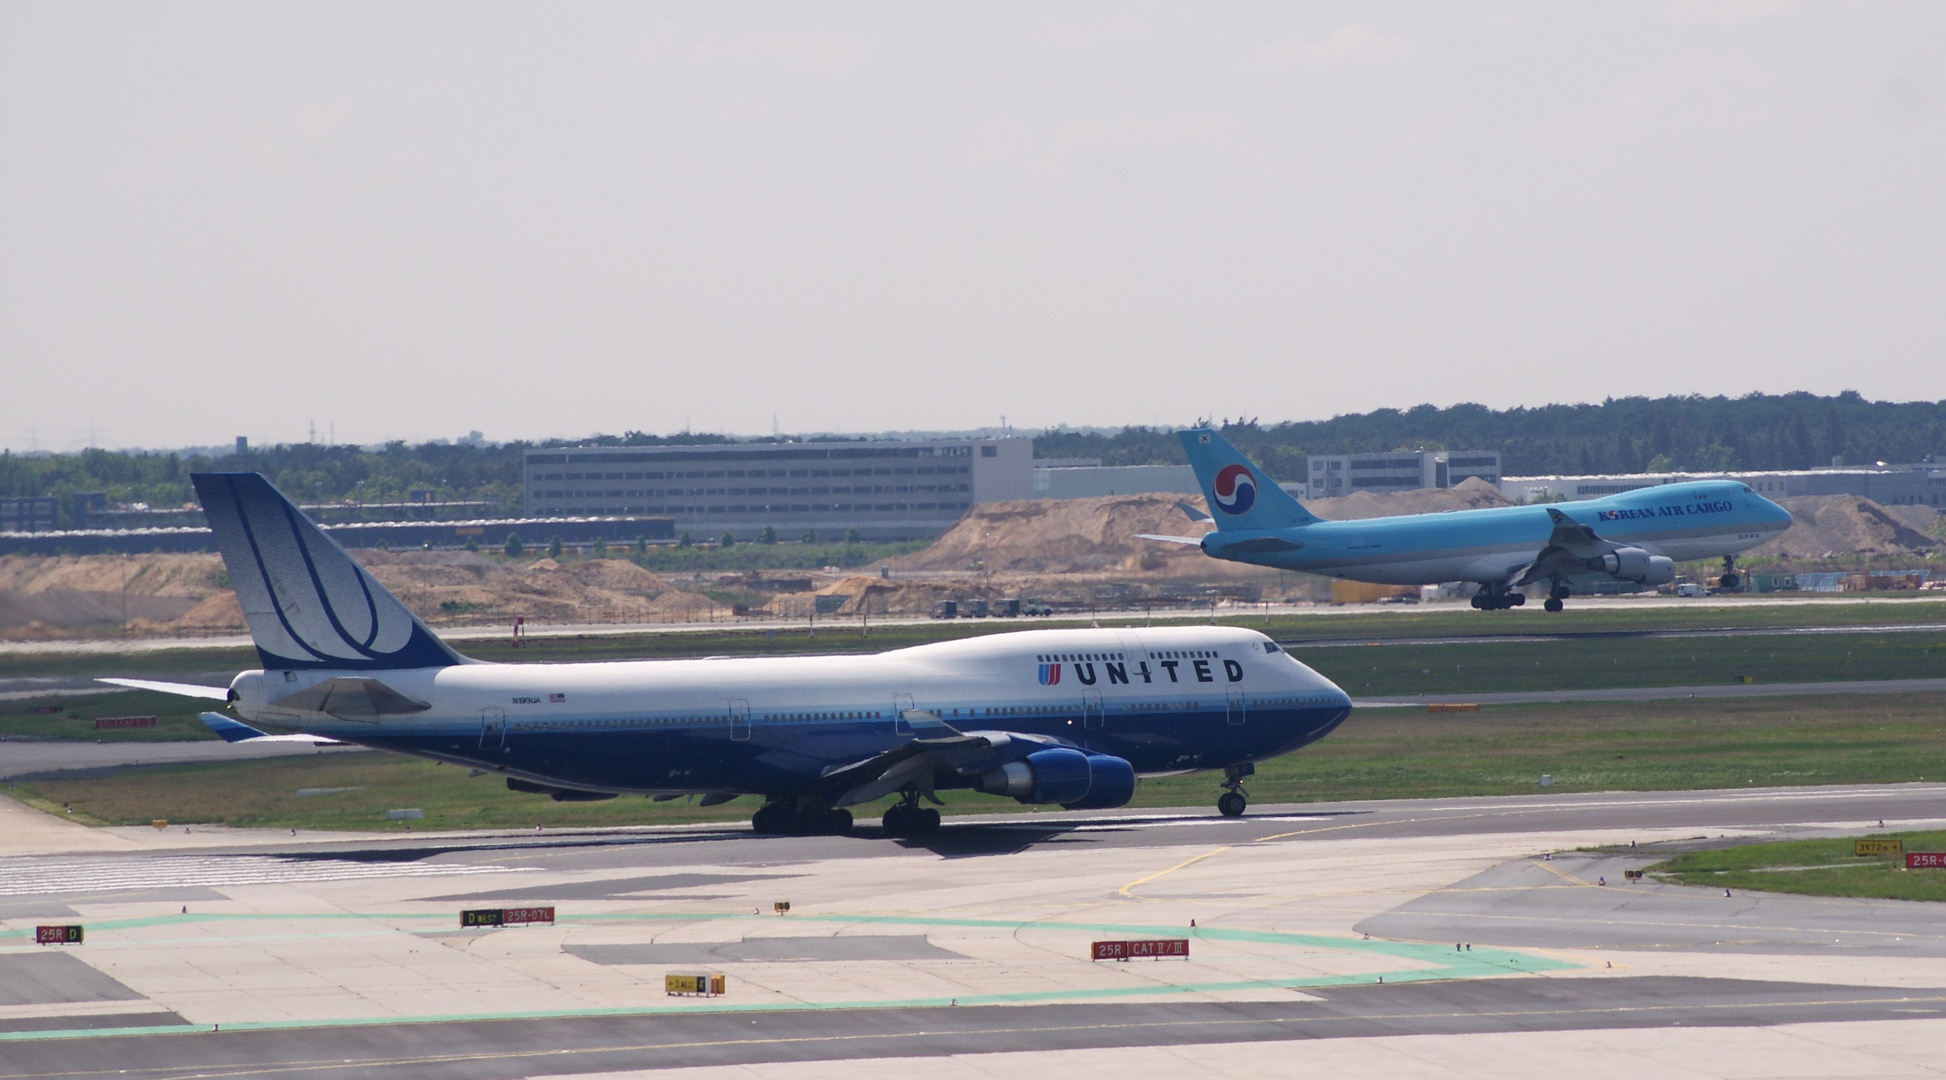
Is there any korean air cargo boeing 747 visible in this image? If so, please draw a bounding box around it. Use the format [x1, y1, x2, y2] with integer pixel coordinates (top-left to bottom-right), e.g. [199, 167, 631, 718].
[111, 473, 1353, 829]
[1154, 429, 1793, 611]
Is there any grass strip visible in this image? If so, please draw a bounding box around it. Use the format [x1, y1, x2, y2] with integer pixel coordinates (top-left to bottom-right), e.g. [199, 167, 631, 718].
[1649, 830, 1946, 902]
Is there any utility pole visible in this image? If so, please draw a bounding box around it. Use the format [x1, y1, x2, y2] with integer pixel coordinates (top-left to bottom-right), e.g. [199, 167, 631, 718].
[120, 554, 130, 635]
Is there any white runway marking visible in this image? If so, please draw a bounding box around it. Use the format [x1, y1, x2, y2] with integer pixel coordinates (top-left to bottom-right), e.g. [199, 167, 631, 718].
[0, 855, 521, 896]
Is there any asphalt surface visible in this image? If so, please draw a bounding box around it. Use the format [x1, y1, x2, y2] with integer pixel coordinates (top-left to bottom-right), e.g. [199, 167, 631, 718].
[1353, 675, 1946, 707]
[4, 979, 1945, 1080]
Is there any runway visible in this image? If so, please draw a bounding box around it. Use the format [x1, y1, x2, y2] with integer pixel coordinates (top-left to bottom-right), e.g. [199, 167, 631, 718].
[1353, 675, 1946, 707]
[2, 784, 1944, 1078]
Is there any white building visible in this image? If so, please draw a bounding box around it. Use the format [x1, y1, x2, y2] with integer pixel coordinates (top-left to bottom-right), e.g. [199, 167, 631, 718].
[1307, 450, 1501, 499]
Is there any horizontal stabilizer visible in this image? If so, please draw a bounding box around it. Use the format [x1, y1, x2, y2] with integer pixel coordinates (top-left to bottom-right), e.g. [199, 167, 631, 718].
[1175, 500, 1214, 525]
[198, 712, 342, 745]
[1135, 533, 1206, 546]
[99, 677, 230, 700]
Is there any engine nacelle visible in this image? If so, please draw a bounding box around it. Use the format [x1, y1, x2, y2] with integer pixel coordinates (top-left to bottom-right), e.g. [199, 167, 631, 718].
[1592, 547, 1675, 586]
[977, 748, 1135, 809]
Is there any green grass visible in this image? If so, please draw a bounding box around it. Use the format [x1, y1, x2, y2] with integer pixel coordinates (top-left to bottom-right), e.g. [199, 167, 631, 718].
[14, 692, 1944, 831]
[0, 690, 218, 742]
[1649, 830, 1946, 902]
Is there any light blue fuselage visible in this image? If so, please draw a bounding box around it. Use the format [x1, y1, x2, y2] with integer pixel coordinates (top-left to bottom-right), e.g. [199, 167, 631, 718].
[1202, 480, 1792, 586]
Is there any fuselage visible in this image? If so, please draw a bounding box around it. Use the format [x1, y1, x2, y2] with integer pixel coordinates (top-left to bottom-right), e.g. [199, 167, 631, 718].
[232, 626, 1352, 799]
[1202, 480, 1792, 586]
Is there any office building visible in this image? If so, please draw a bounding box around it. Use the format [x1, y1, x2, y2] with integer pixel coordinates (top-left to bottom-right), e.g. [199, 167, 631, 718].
[1307, 450, 1502, 498]
[524, 438, 1033, 541]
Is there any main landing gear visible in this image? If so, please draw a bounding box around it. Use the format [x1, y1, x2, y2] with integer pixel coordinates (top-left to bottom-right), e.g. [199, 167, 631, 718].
[1543, 583, 1570, 614]
[1719, 556, 1742, 590]
[752, 799, 853, 836]
[881, 793, 941, 838]
[1470, 587, 1526, 611]
[1218, 763, 1253, 817]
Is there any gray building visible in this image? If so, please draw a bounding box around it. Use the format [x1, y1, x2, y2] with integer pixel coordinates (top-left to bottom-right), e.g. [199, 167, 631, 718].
[524, 438, 1033, 541]
[1307, 450, 1502, 498]
[1032, 461, 1199, 499]
[1501, 463, 1946, 509]
[0, 496, 58, 533]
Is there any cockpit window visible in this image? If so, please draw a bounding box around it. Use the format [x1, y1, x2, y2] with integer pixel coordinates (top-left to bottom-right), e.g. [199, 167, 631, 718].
[1263, 641, 1282, 654]
[1742, 485, 1753, 493]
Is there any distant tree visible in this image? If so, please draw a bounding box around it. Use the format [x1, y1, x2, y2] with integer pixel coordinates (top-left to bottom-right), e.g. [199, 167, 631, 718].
[720, 531, 736, 548]
[1645, 454, 1676, 474]
[547, 535, 564, 559]
[677, 532, 693, 548]
[801, 529, 818, 544]
[374, 539, 388, 551]
[463, 536, 479, 553]
[503, 533, 523, 557]
[634, 535, 647, 555]
[844, 528, 862, 543]
[592, 536, 608, 557]
[756, 525, 777, 545]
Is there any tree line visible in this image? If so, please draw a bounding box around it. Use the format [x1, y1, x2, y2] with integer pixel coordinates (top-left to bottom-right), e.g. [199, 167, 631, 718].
[4, 393, 1942, 526]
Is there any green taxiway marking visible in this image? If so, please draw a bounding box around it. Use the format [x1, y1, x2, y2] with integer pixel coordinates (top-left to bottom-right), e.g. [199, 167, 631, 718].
[0, 909, 1570, 1041]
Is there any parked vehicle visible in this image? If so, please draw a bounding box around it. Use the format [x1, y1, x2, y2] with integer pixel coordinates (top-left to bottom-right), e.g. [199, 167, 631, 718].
[962, 598, 989, 618]
[930, 600, 958, 619]
[1020, 599, 1055, 616]
[1674, 582, 1707, 597]
[993, 598, 1021, 618]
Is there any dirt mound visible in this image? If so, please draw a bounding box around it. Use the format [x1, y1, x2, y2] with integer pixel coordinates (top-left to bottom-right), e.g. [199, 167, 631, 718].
[1305, 476, 1516, 520]
[890, 495, 1221, 576]
[892, 481, 1520, 578]
[1751, 496, 1942, 560]
[0, 549, 707, 638]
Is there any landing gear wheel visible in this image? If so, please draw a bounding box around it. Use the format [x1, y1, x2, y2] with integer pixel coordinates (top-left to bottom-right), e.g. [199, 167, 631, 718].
[882, 804, 910, 837]
[1218, 791, 1247, 818]
[752, 803, 792, 835]
[1510, 592, 1526, 606]
[913, 807, 941, 835]
[1720, 573, 1741, 589]
[1470, 594, 1486, 610]
[1543, 597, 1563, 613]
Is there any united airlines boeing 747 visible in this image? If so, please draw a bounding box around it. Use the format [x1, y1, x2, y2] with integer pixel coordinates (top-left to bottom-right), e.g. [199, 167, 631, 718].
[114, 473, 1353, 829]
[1151, 429, 1792, 611]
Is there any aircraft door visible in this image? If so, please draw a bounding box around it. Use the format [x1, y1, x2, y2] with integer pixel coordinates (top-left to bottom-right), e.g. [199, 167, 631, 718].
[1226, 686, 1245, 726]
[479, 707, 506, 749]
[729, 699, 750, 741]
[893, 692, 916, 735]
[1083, 691, 1104, 729]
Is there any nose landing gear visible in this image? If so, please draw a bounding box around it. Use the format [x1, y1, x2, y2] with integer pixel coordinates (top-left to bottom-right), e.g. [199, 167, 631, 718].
[1719, 556, 1742, 590]
[1218, 763, 1253, 817]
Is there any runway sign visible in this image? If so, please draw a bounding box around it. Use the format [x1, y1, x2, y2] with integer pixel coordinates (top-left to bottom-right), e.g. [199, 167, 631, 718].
[94, 716, 156, 729]
[666, 973, 726, 996]
[1092, 939, 1188, 960]
[35, 925, 83, 944]
[1855, 839, 1904, 856]
[460, 907, 555, 927]
[1907, 853, 1946, 869]
[1427, 703, 1479, 713]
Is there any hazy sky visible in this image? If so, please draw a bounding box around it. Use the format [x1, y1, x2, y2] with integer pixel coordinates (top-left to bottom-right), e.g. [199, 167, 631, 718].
[3, 2, 1942, 452]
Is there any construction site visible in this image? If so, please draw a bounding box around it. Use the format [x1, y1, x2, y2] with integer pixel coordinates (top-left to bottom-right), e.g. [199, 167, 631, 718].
[1, 483, 1940, 642]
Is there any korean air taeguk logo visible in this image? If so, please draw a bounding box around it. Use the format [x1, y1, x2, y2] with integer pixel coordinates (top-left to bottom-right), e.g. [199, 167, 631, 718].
[1212, 464, 1257, 515]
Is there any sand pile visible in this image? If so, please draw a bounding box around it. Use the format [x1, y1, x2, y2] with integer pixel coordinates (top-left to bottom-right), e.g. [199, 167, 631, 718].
[0, 549, 709, 638]
[1751, 496, 1942, 560]
[892, 480, 1519, 577]
[810, 574, 957, 616]
[0, 553, 227, 634]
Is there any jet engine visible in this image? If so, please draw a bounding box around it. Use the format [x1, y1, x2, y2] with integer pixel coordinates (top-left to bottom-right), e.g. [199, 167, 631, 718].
[1591, 547, 1675, 586]
[976, 747, 1136, 810]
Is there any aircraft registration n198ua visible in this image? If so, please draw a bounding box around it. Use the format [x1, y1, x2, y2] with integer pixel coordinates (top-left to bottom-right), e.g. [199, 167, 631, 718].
[1151, 429, 1794, 611]
[114, 473, 1353, 832]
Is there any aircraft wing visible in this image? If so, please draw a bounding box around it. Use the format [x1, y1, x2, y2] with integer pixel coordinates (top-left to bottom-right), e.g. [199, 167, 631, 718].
[199, 712, 344, 746]
[1510, 507, 1620, 587]
[99, 677, 230, 700]
[820, 712, 1068, 807]
[1135, 533, 1206, 545]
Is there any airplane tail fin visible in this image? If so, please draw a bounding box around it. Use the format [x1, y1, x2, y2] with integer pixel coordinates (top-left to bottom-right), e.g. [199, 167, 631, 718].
[1176, 429, 1320, 530]
[191, 473, 464, 671]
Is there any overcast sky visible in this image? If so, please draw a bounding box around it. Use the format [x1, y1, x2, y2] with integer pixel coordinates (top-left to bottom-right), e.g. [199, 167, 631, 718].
[3, 2, 1941, 452]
